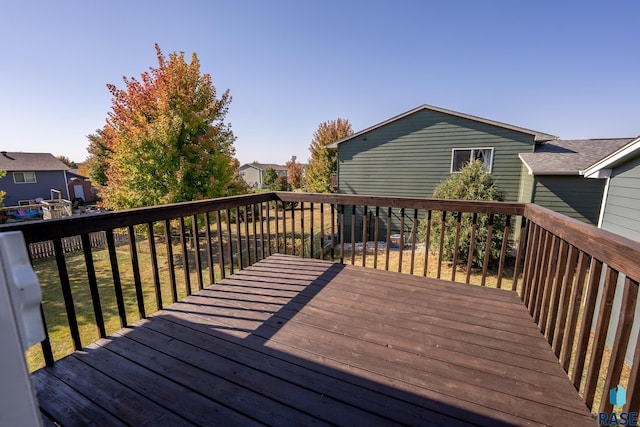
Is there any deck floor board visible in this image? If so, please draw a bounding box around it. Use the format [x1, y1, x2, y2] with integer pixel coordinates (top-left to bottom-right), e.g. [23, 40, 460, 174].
[33, 254, 596, 426]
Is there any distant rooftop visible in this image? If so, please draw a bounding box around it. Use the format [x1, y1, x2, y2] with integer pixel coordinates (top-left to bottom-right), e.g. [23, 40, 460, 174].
[519, 138, 634, 175]
[240, 163, 288, 171]
[0, 152, 69, 172]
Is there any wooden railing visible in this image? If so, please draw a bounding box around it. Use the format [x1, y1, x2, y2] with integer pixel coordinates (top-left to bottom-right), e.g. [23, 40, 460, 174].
[2, 192, 639, 414]
[522, 203, 640, 414]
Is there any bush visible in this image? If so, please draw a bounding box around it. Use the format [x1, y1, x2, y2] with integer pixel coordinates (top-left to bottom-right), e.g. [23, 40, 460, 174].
[418, 160, 506, 267]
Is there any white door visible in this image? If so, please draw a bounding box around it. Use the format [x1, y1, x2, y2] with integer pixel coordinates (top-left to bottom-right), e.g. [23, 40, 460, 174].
[74, 184, 85, 200]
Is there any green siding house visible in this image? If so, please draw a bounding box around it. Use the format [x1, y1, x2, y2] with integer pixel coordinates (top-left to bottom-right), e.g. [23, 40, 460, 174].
[331, 104, 631, 240]
[583, 135, 640, 239]
[582, 136, 640, 365]
[520, 138, 631, 225]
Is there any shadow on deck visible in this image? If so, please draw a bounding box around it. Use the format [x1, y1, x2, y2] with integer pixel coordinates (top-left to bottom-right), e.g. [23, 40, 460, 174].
[33, 254, 595, 426]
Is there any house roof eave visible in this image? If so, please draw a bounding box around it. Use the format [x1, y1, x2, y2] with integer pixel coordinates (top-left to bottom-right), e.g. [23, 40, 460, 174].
[581, 135, 640, 178]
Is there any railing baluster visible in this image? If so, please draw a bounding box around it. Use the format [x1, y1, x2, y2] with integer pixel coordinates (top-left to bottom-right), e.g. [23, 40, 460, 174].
[602, 277, 638, 414]
[584, 267, 620, 409]
[319, 203, 325, 260]
[496, 215, 511, 289]
[53, 238, 81, 350]
[291, 203, 296, 257]
[397, 208, 405, 273]
[107, 229, 128, 324]
[81, 233, 106, 338]
[350, 205, 356, 265]
[560, 250, 589, 371]
[546, 240, 568, 344]
[226, 209, 234, 274]
[235, 207, 243, 269]
[146, 223, 162, 311]
[266, 202, 272, 257]
[437, 211, 446, 279]
[423, 210, 432, 277]
[572, 258, 604, 389]
[520, 220, 537, 299]
[282, 203, 287, 255]
[552, 244, 578, 356]
[373, 206, 380, 269]
[385, 207, 391, 271]
[191, 214, 203, 291]
[128, 225, 146, 318]
[204, 213, 215, 285]
[511, 217, 528, 294]
[274, 202, 279, 255]
[253, 204, 259, 262]
[39, 305, 54, 367]
[244, 206, 251, 266]
[259, 203, 265, 260]
[309, 202, 314, 259]
[481, 214, 494, 286]
[330, 204, 335, 261]
[625, 305, 640, 413]
[409, 209, 418, 275]
[361, 206, 367, 267]
[451, 211, 461, 281]
[539, 236, 560, 332]
[339, 204, 345, 264]
[466, 213, 477, 284]
[529, 228, 549, 317]
[215, 211, 225, 279]
[301, 202, 306, 259]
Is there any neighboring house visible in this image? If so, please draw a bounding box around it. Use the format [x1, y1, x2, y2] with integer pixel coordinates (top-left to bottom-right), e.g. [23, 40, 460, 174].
[239, 163, 288, 188]
[67, 169, 98, 203]
[581, 136, 640, 366]
[330, 104, 630, 238]
[0, 152, 70, 206]
[583, 135, 640, 239]
[519, 138, 632, 225]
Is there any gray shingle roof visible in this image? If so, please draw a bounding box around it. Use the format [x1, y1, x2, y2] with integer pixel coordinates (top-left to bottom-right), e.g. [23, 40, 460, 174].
[519, 138, 634, 175]
[240, 163, 288, 172]
[0, 152, 69, 172]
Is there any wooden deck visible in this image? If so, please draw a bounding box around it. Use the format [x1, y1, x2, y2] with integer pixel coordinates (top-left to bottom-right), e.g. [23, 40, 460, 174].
[32, 254, 595, 426]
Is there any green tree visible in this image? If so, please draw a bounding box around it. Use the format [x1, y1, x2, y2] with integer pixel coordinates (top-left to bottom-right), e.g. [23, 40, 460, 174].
[305, 118, 353, 193]
[82, 132, 110, 186]
[95, 44, 240, 209]
[418, 160, 506, 267]
[56, 155, 77, 169]
[0, 169, 6, 206]
[262, 167, 278, 189]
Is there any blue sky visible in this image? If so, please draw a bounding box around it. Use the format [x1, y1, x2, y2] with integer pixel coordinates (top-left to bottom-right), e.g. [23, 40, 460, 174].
[1, 1, 639, 165]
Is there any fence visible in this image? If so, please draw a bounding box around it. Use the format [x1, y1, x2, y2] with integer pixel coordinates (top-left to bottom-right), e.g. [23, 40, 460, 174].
[28, 231, 129, 260]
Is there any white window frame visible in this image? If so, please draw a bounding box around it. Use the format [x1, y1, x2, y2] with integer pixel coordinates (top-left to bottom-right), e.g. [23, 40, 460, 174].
[450, 147, 494, 173]
[12, 172, 37, 184]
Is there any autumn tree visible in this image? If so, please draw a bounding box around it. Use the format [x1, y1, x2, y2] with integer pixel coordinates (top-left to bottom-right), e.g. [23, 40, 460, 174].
[286, 158, 303, 189]
[56, 155, 77, 169]
[89, 44, 240, 209]
[305, 118, 353, 193]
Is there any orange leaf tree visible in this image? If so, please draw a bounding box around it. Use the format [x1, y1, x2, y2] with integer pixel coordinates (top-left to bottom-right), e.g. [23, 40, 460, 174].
[305, 118, 353, 193]
[286, 158, 303, 189]
[90, 44, 240, 209]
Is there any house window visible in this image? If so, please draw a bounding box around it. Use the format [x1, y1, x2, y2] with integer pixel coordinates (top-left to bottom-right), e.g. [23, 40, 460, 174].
[13, 172, 37, 184]
[451, 148, 494, 173]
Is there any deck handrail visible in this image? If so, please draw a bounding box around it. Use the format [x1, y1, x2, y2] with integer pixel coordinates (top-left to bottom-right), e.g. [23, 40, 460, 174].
[3, 191, 639, 415]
